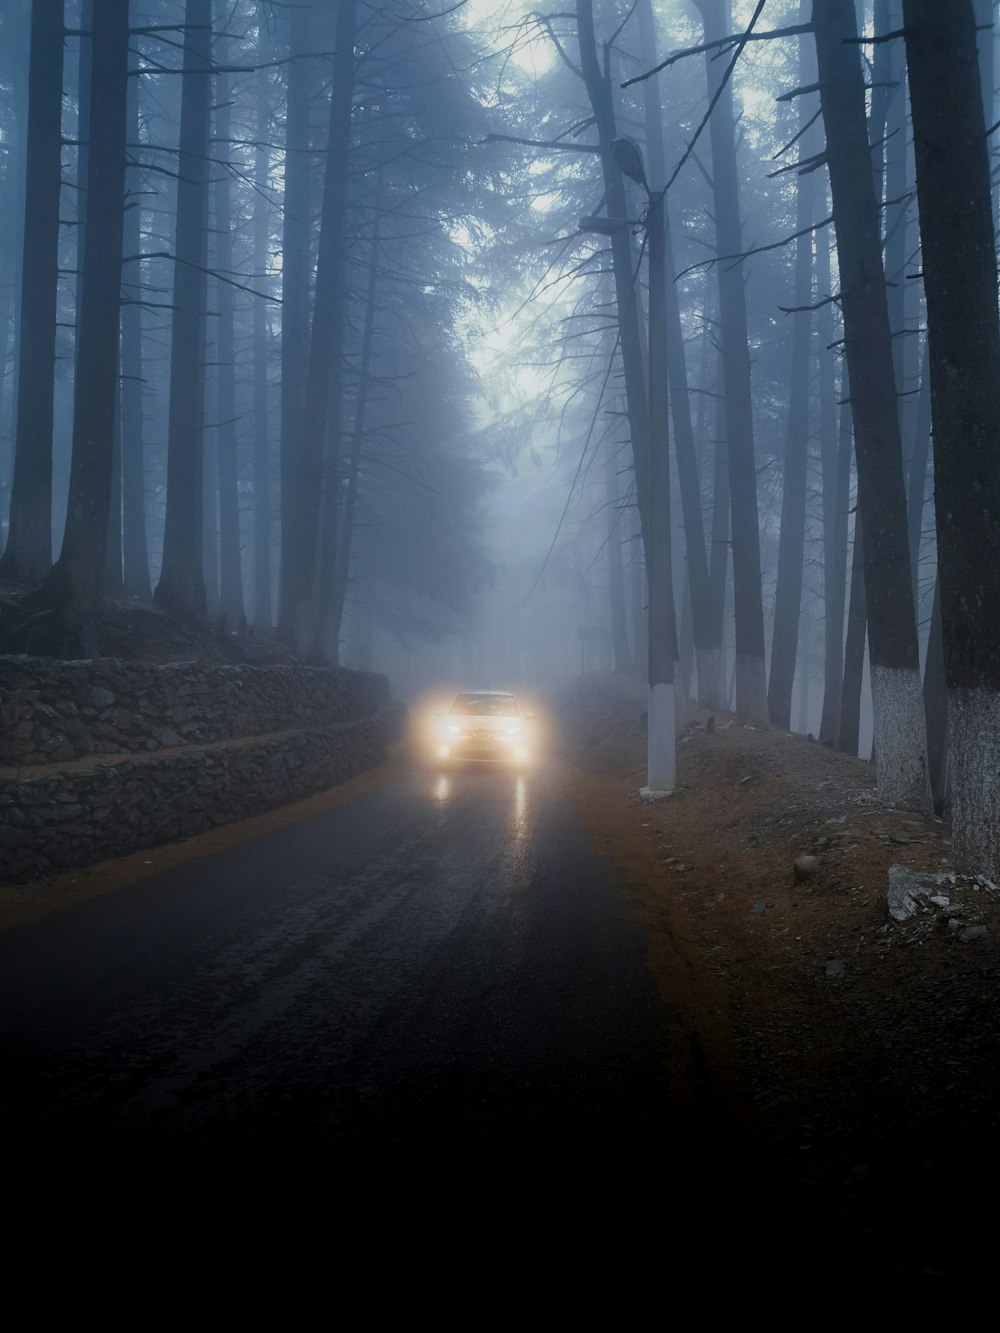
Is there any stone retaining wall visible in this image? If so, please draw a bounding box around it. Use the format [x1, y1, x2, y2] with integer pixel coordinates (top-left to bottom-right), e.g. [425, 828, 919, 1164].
[0, 657, 390, 768]
[0, 702, 405, 884]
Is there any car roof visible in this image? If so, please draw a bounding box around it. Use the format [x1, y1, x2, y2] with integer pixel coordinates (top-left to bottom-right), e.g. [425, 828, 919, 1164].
[455, 689, 516, 696]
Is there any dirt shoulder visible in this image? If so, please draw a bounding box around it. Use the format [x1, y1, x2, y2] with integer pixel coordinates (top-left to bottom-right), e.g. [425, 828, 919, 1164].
[553, 671, 1000, 1278]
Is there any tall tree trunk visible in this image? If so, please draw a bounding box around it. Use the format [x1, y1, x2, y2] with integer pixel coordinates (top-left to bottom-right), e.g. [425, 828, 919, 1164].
[904, 0, 1000, 874]
[330, 175, 381, 657]
[280, 0, 356, 655]
[973, 0, 996, 231]
[213, 72, 245, 625]
[637, 0, 712, 701]
[252, 36, 272, 627]
[35, 0, 128, 635]
[0, 0, 64, 584]
[839, 503, 867, 757]
[818, 349, 851, 745]
[120, 61, 150, 599]
[922, 571, 948, 807]
[276, 1, 312, 643]
[155, 0, 211, 617]
[768, 20, 816, 729]
[707, 359, 730, 706]
[695, 0, 768, 725]
[906, 341, 931, 607]
[575, 0, 650, 540]
[103, 395, 124, 593]
[813, 0, 932, 812]
[605, 434, 632, 673]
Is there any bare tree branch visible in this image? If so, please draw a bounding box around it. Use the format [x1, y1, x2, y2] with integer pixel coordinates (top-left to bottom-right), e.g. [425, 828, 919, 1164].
[483, 132, 599, 154]
[622, 20, 811, 89]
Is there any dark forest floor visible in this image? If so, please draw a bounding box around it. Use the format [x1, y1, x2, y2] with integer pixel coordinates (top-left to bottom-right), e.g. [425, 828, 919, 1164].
[552, 671, 1000, 1279]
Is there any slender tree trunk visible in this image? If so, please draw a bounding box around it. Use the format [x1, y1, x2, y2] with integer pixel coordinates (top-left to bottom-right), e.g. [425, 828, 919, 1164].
[922, 572, 948, 807]
[630, 508, 648, 676]
[768, 21, 816, 729]
[813, 0, 932, 811]
[575, 0, 650, 539]
[103, 393, 124, 593]
[35, 0, 128, 635]
[120, 65, 150, 599]
[695, 0, 768, 725]
[280, 0, 356, 655]
[308, 0, 360, 664]
[906, 341, 931, 607]
[605, 434, 633, 673]
[0, 0, 64, 584]
[276, 1, 312, 643]
[155, 0, 211, 617]
[213, 74, 244, 625]
[904, 0, 1000, 874]
[973, 0, 996, 231]
[839, 501, 867, 757]
[707, 364, 730, 708]
[252, 39, 272, 626]
[638, 0, 711, 702]
[645, 188, 676, 791]
[819, 351, 851, 745]
[330, 174, 381, 654]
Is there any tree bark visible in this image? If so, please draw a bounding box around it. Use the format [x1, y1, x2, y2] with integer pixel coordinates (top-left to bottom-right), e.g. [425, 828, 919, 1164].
[637, 0, 712, 703]
[818, 346, 851, 746]
[575, 0, 651, 539]
[839, 502, 866, 757]
[768, 18, 816, 730]
[35, 0, 128, 634]
[813, 0, 931, 811]
[330, 173, 382, 659]
[276, 1, 313, 644]
[281, 0, 356, 656]
[605, 433, 633, 673]
[0, 0, 64, 585]
[922, 570, 948, 808]
[252, 38, 272, 627]
[904, 0, 1000, 873]
[155, 0, 212, 618]
[213, 71, 245, 625]
[120, 60, 150, 599]
[695, 0, 769, 725]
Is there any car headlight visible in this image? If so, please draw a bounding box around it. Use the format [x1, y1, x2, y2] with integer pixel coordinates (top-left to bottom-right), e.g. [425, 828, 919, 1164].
[505, 724, 524, 736]
[441, 722, 462, 736]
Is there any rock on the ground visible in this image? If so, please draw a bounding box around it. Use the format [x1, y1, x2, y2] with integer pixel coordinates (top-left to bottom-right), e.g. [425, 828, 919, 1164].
[887, 864, 950, 922]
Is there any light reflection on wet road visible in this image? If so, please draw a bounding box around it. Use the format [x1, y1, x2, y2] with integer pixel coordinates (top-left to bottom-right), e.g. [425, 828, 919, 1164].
[0, 760, 673, 1187]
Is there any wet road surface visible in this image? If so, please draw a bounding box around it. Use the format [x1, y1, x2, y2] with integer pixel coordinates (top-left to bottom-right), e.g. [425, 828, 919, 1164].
[0, 761, 677, 1194]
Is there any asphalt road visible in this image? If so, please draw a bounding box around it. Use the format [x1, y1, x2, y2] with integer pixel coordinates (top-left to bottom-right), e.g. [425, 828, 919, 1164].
[0, 760, 679, 1196]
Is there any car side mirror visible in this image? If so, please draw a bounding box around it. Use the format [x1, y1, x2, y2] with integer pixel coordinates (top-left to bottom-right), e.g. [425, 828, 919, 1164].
[524, 712, 537, 720]
[433, 709, 444, 717]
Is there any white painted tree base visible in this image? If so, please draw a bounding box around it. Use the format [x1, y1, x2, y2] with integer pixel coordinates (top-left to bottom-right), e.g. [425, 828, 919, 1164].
[870, 663, 933, 814]
[646, 680, 676, 793]
[949, 685, 1000, 880]
[735, 652, 770, 727]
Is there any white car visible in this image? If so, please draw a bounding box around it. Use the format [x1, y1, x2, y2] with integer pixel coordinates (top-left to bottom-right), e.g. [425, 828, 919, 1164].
[434, 690, 534, 766]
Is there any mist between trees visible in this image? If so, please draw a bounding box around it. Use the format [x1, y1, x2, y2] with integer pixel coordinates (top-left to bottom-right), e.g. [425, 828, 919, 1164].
[0, 0, 997, 879]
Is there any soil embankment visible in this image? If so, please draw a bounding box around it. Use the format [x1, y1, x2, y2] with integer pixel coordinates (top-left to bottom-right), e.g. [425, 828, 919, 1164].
[552, 671, 1000, 1279]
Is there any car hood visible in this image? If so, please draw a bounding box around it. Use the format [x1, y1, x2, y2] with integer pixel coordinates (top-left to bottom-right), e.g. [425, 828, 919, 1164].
[450, 714, 520, 730]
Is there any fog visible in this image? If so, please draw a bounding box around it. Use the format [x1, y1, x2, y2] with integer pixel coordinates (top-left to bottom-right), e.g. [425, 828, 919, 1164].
[1, 0, 997, 826]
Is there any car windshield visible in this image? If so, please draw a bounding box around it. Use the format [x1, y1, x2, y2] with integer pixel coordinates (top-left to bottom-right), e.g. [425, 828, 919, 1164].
[449, 694, 520, 717]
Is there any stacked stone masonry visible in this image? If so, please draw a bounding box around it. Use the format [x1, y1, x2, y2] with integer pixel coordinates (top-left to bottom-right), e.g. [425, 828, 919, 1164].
[0, 657, 390, 767]
[0, 657, 403, 884]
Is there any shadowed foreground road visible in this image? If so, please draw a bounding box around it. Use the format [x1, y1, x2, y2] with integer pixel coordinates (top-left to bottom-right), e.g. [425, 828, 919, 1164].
[0, 762, 678, 1193]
